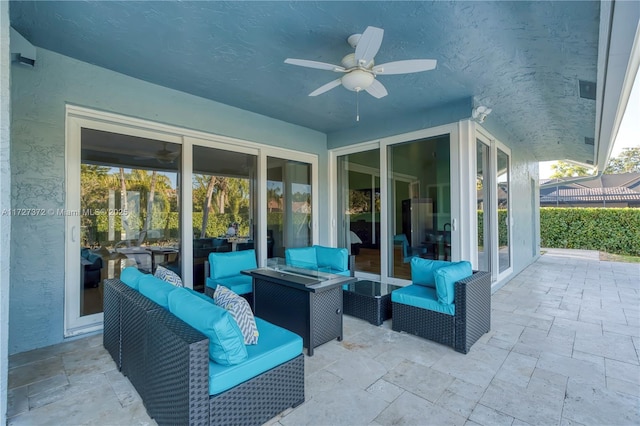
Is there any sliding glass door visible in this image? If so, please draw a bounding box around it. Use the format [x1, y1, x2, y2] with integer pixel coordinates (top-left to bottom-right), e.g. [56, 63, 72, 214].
[191, 145, 257, 290]
[476, 140, 490, 272]
[387, 135, 451, 280]
[266, 157, 312, 259]
[336, 149, 381, 275]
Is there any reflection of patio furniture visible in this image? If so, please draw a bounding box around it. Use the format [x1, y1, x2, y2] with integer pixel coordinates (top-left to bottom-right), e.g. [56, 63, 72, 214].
[442, 223, 452, 261]
[343, 280, 400, 326]
[205, 249, 257, 306]
[116, 247, 152, 273]
[81, 248, 102, 288]
[393, 234, 426, 263]
[392, 259, 491, 353]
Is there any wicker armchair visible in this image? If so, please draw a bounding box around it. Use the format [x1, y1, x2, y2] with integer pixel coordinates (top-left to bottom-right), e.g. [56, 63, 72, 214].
[391, 271, 491, 354]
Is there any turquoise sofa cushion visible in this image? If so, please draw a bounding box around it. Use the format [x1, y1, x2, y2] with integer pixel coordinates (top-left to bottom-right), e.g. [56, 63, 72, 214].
[410, 258, 451, 288]
[120, 267, 145, 290]
[209, 250, 257, 279]
[206, 275, 252, 295]
[208, 317, 302, 395]
[168, 288, 248, 366]
[314, 245, 348, 272]
[138, 275, 178, 308]
[434, 261, 473, 305]
[391, 284, 455, 316]
[285, 246, 318, 269]
[184, 287, 215, 303]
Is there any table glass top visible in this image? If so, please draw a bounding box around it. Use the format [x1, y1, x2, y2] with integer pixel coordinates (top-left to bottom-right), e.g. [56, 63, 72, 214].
[343, 280, 402, 297]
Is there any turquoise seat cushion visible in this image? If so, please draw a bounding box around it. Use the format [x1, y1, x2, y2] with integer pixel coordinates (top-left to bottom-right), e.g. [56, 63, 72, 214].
[434, 261, 472, 305]
[410, 258, 452, 288]
[168, 288, 248, 365]
[206, 275, 252, 295]
[285, 247, 318, 269]
[120, 267, 146, 290]
[208, 318, 302, 395]
[391, 284, 455, 316]
[314, 245, 348, 272]
[138, 275, 178, 308]
[208, 250, 257, 279]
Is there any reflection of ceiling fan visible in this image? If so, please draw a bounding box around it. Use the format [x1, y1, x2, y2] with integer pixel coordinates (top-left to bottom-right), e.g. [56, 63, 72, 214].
[285, 26, 437, 99]
[134, 142, 180, 165]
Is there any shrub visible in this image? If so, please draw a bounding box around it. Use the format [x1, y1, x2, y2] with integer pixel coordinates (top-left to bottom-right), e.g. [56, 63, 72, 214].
[540, 207, 640, 256]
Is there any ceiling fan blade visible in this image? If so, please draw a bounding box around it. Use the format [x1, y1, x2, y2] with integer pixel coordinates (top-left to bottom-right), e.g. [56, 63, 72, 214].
[285, 58, 346, 72]
[365, 79, 388, 99]
[372, 59, 437, 75]
[309, 79, 342, 96]
[355, 26, 384, 65]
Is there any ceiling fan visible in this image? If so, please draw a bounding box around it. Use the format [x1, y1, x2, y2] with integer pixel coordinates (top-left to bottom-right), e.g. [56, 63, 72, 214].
[134, 142, 180, 165]
[285, 26, 437, 100]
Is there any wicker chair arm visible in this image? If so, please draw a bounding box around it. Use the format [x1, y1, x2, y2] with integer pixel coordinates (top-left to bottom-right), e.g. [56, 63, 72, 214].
[454, 271, 491, 353]
[145, 308, 210, 425]
[348, 254, 356, 277]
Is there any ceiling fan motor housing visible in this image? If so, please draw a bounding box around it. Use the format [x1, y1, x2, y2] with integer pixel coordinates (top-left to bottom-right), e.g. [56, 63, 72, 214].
[341, 69, 375, 91]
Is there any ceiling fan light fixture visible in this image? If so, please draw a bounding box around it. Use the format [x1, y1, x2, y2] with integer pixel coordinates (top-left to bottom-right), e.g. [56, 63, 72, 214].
[341, 69, 374, 92]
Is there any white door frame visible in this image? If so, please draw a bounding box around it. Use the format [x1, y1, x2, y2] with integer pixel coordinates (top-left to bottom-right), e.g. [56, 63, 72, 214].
[329, 123, 459, 286]
[65, 105, 319, 336]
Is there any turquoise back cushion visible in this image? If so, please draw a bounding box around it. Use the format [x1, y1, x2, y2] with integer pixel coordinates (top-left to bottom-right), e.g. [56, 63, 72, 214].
[434, 261, 473, 305]
[120, 267, 145, 290]
[410, 258, 451, 288]
[285, 247, 318, 269]
[168, 288, 248, 365]
[209, 249, 257, 279]
[138, 275, 179, 308]
[314, 245, 348, 272]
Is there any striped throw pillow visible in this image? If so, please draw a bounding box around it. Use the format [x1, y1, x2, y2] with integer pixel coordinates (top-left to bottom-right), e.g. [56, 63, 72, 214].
[154, 265, 183, 287]
[214, 285, 259, 345]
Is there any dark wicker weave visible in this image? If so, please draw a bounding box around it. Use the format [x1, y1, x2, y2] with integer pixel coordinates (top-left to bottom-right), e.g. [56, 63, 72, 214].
[392, 271, 491, 354]
[103, 278, 305, 425]
[209, 354, 304, 426]
[343, 288, 393, 326]
[252, 273, 345, 356]
[120, 288, 163, 401]
[103, 279, 134, 370]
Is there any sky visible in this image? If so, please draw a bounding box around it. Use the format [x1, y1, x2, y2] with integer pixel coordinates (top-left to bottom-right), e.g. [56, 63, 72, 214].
[539, 69, 640, 179]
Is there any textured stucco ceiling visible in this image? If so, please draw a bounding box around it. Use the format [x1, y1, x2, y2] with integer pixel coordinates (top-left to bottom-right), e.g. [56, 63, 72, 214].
[10, 1, 601, 162]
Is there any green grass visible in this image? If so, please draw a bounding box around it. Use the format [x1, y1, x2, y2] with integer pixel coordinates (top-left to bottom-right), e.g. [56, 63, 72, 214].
[599, 252, 640, 264]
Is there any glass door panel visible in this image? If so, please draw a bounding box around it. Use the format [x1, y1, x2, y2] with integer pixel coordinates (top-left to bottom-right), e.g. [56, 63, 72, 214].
[337, 149, 381, 275]
[192, 145, 257, 291]
[80, 128, 181, 317]
[497, 148, 511, 273]
[476, 140, 490, 272]
[388, 135, 451, 280]
[267, 157, 312, 259]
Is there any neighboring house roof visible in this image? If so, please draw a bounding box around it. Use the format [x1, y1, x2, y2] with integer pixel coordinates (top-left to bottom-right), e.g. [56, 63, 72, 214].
[540, 172, 640, 206]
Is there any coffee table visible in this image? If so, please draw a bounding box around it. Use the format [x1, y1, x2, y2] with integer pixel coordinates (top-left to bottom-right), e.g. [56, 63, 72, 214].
[343, 281, 401, 326]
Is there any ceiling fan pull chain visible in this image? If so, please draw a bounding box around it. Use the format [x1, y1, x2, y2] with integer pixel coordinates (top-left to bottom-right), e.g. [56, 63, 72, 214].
[356, 90, 360, 122]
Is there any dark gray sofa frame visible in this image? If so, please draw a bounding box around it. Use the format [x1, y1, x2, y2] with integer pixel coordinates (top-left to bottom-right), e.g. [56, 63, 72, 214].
[103, 278, 305, 426]
[391, 271, 491, 354]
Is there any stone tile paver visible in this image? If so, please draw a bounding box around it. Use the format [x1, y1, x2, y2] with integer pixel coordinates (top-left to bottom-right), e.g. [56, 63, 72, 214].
[7, 249, 639, 426]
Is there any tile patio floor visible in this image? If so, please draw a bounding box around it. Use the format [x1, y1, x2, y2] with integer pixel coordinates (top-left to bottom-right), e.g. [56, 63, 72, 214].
[7, 249, 640, 425]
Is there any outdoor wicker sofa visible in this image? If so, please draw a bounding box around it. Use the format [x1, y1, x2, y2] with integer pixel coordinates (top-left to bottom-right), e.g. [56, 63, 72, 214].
[391, 259, 491, 354]
[103, 269, 305, 426]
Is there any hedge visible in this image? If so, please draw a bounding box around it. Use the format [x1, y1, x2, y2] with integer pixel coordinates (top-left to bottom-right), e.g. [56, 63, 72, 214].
[540, 208, 640, 256]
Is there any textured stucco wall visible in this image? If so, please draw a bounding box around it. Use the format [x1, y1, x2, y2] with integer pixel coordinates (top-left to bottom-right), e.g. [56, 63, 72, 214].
[501, 142, 540, 283]
[1, 1, 12, 422]
[9, 48, 327, 355]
